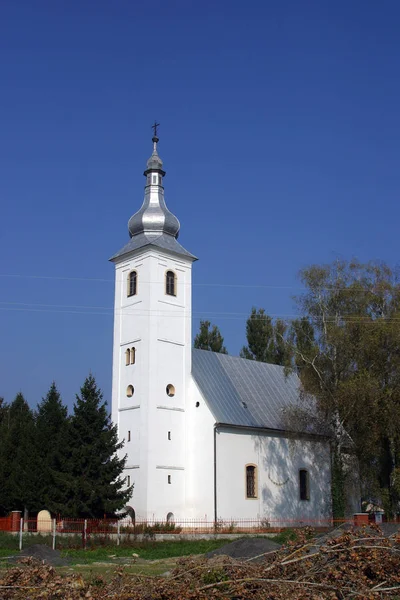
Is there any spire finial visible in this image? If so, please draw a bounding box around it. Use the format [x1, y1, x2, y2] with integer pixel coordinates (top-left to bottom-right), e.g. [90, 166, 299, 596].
[151, 120, 160, 141]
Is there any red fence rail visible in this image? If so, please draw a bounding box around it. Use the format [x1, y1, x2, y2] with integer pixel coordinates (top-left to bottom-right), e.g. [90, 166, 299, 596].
[0, 515, 12, 532]
[2, 514, 396, 535]
[0, 515, 369, 535]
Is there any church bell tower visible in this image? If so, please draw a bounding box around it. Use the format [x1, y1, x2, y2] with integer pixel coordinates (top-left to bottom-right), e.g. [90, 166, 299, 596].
[110, 127, 197, 520]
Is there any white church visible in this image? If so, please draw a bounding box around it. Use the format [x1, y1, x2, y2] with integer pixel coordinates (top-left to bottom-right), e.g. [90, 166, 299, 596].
[110, 130, 332, 524]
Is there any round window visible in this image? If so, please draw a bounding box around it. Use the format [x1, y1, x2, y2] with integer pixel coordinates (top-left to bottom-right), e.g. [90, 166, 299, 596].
[126, 385, 134, 397]
[166, 384, 175, 397]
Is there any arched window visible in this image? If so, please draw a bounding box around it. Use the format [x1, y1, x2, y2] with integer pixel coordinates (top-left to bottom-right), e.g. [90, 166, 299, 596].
[125, 349, 131, 366]
[127, 271, 137, 297]
[165, 270, 176, 296]
[246, 465, 257, 499]
[130, 347, 136, 365]
[299, 469, 310, 501]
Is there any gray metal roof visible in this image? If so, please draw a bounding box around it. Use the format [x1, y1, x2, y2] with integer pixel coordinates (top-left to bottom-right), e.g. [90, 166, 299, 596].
[109, 231, 197, 262]
[192, 349, 315, 433]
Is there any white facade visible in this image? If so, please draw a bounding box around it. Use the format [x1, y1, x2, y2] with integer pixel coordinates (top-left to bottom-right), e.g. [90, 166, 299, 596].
[111, 247, 193, 520]
[110, 134, 333, 523]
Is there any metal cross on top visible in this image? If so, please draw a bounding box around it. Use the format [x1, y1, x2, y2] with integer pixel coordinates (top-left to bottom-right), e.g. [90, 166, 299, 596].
[152, 121, 160, 138]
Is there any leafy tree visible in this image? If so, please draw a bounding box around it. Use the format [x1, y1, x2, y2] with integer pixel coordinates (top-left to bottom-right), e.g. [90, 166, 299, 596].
[35, 382, 70, 513]
[0, 394, 38, 515]
[241, 308, 291, 365]
[54, 375, 132, 518]
[289, 260, 400, 517]
[194, 320, 228, 353]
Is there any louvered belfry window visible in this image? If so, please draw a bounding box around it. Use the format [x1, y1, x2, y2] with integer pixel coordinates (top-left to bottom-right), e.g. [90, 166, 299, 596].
[166, 270, 176, 296]
[128, 271, 137, 297]
[246, 465, 256, 498]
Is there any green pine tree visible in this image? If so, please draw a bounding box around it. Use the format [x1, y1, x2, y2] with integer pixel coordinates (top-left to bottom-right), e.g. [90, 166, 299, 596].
[35, 382, 70, 513]
[0, 393, 38, 515]
[194, 320, 228, 353]
[241, 308, 291, 365]
[55, 375, 132, 518]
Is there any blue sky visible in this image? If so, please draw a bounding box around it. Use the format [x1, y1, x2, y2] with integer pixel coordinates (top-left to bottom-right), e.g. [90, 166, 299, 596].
[1, 0, 399, 411]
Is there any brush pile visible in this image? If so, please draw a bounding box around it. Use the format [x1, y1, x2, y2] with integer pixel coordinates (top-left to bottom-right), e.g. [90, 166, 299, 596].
[1, 526, 400, 599]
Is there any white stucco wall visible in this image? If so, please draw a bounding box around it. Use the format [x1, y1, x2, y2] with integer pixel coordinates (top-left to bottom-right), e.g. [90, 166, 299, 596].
[111, 246, 193, 521]
[185, 378, 216, 520]
[215, 427, 332, 524]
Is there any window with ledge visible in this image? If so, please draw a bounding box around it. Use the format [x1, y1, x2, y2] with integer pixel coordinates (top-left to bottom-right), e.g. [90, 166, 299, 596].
[127, 271, 137, 297]
[246, 465, 257, 499]
[299, 469, 310, 501]
[165, 270, 176, 296]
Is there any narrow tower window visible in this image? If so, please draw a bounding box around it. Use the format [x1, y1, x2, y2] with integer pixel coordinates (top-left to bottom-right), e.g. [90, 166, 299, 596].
[130, 347, 136, 365]
[168, 431, 171, 440]
[299, 469, 310, 501]
[165, 270, 176, 296]
[125, 349, 131, 366]
[127, 271, 137, 297]
[168, 475, 171, 484]
[126, 385, 134, 397]
[246, 465, 257, 499]
[166, 384, 175, 397]
[127, 431, 131, 442]
[126, 475, 131, 486]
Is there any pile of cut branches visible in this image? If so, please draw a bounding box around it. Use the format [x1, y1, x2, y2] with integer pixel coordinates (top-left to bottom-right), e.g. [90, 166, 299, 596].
[1, 526, 400, 599]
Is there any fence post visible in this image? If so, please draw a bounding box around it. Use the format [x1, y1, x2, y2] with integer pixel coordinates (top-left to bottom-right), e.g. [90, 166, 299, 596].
[52, 519, 56, 550]
[117, 519, 121, 546]
[19, 518, 23, 551]
[83, 519, 87, 550]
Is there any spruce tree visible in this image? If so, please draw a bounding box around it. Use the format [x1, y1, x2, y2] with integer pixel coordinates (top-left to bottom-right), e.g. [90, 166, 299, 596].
[0, 394, 37, 515]
[56, 375, 132, 517]
[35, 382, 70, 513]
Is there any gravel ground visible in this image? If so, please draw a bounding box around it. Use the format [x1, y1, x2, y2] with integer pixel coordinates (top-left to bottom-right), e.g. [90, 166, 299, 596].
[11, 545, 70, 567]
[206, 537, 281, 562]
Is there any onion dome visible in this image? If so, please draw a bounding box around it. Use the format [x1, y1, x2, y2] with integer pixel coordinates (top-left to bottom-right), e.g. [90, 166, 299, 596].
[128, 130, 180, 239]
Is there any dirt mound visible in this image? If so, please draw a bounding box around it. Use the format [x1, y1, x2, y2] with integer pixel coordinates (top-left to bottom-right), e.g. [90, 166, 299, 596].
[206, 536, 281, 562]
[18, 544, 70, 566]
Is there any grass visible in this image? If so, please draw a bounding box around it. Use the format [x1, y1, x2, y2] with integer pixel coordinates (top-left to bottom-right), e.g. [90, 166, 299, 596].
[62, 539, 232, 564]
[0, 528, 305, 567]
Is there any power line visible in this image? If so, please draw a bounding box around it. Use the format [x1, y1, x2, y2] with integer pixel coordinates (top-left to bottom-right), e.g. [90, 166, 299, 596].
[0, 303, 399, 323]
[0, 273, 297, 289]
[1, 272, 397, 294]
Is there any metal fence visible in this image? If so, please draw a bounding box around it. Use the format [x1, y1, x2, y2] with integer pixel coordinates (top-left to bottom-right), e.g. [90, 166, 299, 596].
[2, 514, 394, 550]
[4, 515, 344, 537]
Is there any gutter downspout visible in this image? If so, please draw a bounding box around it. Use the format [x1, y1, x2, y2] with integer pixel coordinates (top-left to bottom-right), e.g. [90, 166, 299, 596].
[214, 424, 218, 526]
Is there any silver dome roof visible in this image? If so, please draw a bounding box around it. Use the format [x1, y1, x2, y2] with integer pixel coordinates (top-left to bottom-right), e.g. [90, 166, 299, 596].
[128, 136, 180, 239]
